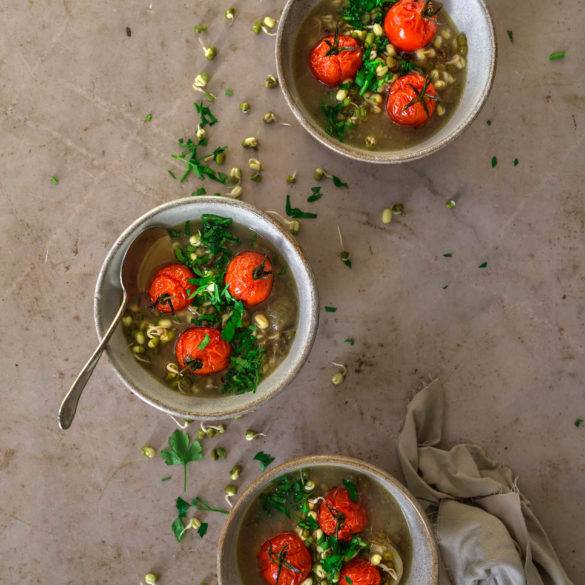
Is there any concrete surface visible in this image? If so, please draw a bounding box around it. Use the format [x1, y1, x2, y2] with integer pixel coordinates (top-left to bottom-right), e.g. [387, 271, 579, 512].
[1, 0, 584, 583]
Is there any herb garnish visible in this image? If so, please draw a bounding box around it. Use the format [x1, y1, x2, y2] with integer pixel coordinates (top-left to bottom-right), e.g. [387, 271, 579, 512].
[197, 334, 211, 350]
[342, 0, 394, 27]
[506, 30, 514, 43]
[343, 478, 359, 502]
[549, 51, 566, 61]
[224, 87, 234, 96]
[575, 418, 584, 428]
[286, 195, 317, 219]
[171, 497, 208, 542]
[254, 451, 275, 470]
[479, 261, 488, 269]
[50, 175, 59, 185]
[491, 156, 498, 168]
[261, 472, 312, 517]
[144, 112, 153, 122]
[325, 306, 337, 313]
[321, 100, 354, 141]
[223, 326, 264, 393]
[344, 337, 355, 345]
[513, 158, 519, 166]
[443, 252, 453, 258]
[160, 430, 203, 492]
[307, 186, 324, 202]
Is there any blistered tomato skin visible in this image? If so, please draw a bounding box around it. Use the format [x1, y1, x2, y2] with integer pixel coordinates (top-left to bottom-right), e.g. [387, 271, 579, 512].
[384, 0, 437, 52]
[386, 72, 437, 127]
[317, 486, 368, 541]
[309, 35, 363, 87]
[340, 558, 382, 585]
[175, 327, 231, 375]
[148, 263, 194, 313]
[225, 251, 274, 307]
[257, 532, 312, 585]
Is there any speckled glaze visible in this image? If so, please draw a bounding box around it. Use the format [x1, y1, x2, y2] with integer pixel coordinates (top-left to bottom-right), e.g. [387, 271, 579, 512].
[94, 197, 319, 421]
[217, 455, 438, 585]
[276, 0, 496, 163]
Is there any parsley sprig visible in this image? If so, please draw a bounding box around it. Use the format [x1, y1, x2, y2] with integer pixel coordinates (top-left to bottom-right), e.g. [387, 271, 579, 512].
[160, 430, 203, 492]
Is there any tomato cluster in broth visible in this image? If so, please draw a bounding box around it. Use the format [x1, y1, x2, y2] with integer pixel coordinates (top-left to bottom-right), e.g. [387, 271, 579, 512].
[294, 0, 468, 150]
[238, 470, 409, 585]
[121, 215, 298, 397]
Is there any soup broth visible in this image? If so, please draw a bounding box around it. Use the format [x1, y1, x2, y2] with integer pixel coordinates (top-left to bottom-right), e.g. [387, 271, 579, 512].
[293, 0, 468, 151]
[122, 216, 298, 397]
[238, 468, 411, 585]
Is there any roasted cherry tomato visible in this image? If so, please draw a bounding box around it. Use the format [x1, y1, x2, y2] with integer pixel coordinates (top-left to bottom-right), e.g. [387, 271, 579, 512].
[386, 72, 437, 127]
[340, 558, 382, 585]
[317, 486, 368, 541]
[148, 263, 194, 313]
[309, 34, 363, 87]
[384, 0, 438, 52]
[224, 251, 274, 307]
[257, 532, 312, 585]
[175, 327, 231, 375]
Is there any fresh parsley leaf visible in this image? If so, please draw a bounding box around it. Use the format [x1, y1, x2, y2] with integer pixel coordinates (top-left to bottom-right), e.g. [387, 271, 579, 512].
[254, 451, 275, 471]
[513, 158, 519, 166]
[193, 187, 207, 196]
[198, 522, 209, 538]
[491, 156, 498, 168]
[479, 261, 488, 269]
[144, 112, 153, 122]
[549, 50, 566, 61]
[506, 30, 513, 43]
[192, 496, 229, 514]
[171, 517, 187, 542]
[344, 337, 355, 345]
[307, 186, 323, 203]
[50, 175, 59, 185]
[261, 473, 311, 517]
[575, 417, 584, 428]
[332, 175, 348, 188]
[286, 194, 317, 219]
[198, 334, 211, 350]
[325, 306, 337, 313]
[160, 430, 203, 492]
[195, 101, 218, 127]
[221, 300, 244, 342]
[343, 478, 359, 502]
[176, 496, 191, 518]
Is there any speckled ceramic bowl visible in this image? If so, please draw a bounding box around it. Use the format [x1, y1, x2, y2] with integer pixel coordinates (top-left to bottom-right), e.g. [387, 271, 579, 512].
[276, 0, 496, 163]
[218, 455, 438, 585]
[94, 197, 319, 421]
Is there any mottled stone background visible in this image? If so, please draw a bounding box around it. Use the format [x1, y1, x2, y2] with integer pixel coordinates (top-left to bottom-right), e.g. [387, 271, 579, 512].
[1, 0, 584, 583]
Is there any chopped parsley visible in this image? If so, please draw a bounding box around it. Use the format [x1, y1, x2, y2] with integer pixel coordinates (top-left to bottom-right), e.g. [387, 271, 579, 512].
[491, 156, 498, 168]
[342, 0, 394, 27]
[50, 175, 59, 185]
[549, 51, 566, 61]
[321, 100, 354, 141]
[325, 306, 337, 313]
[261, 472, 312, 517]
[479, 261, 488, 269]
[224, 88, 234, 96]
[161, 475, 172, 482]
[223, 325, 264, 394]
[197, 334, 211, 350]
[513, 158, 519, 166]
[342, 478, 359, 502]
[506, 30, 514, 43]
[443, 252, 453, 257]
[344, 337, 355, 345]
[307, 186, 324, 202]
[254, 451, 275, 470]
[171, 497, 209, 542]
[144, 112, 153, 122]
[193, 187, 207, 196]
[575, 417, 583, 428]
[286, 194, 317, 219]
[332, 175, 348, 188]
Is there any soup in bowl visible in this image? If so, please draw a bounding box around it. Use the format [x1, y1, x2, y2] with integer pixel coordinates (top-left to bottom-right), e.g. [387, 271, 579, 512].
[276, 0, 496, 163]
[218, 455, 438, 585]
[95, 197, 318, 421]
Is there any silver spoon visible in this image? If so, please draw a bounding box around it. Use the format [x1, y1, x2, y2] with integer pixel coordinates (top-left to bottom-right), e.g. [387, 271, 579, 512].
[58, 226, 170, 430]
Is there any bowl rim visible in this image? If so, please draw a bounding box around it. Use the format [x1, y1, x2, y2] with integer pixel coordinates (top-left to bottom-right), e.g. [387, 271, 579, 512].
[275, 0, 497, 164]
[93, 196, 319, 421]
[217, 453, 439, 585]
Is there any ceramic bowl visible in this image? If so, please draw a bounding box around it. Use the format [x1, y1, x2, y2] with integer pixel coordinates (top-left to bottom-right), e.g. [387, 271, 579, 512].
[217, 454, 438, 585]
[94, 197, 319, 421]
[276, 0, 496, 163]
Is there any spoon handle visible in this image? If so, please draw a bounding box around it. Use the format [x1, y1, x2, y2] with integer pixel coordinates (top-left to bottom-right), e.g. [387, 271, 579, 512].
[58, 292, 128, 430]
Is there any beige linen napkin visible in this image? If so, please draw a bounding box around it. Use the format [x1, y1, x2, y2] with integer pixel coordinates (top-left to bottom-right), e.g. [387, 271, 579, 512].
[397, 380, 574, 585]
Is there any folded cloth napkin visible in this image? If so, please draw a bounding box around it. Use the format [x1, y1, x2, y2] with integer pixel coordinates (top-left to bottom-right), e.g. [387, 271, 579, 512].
[397, 380, 574, 585]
